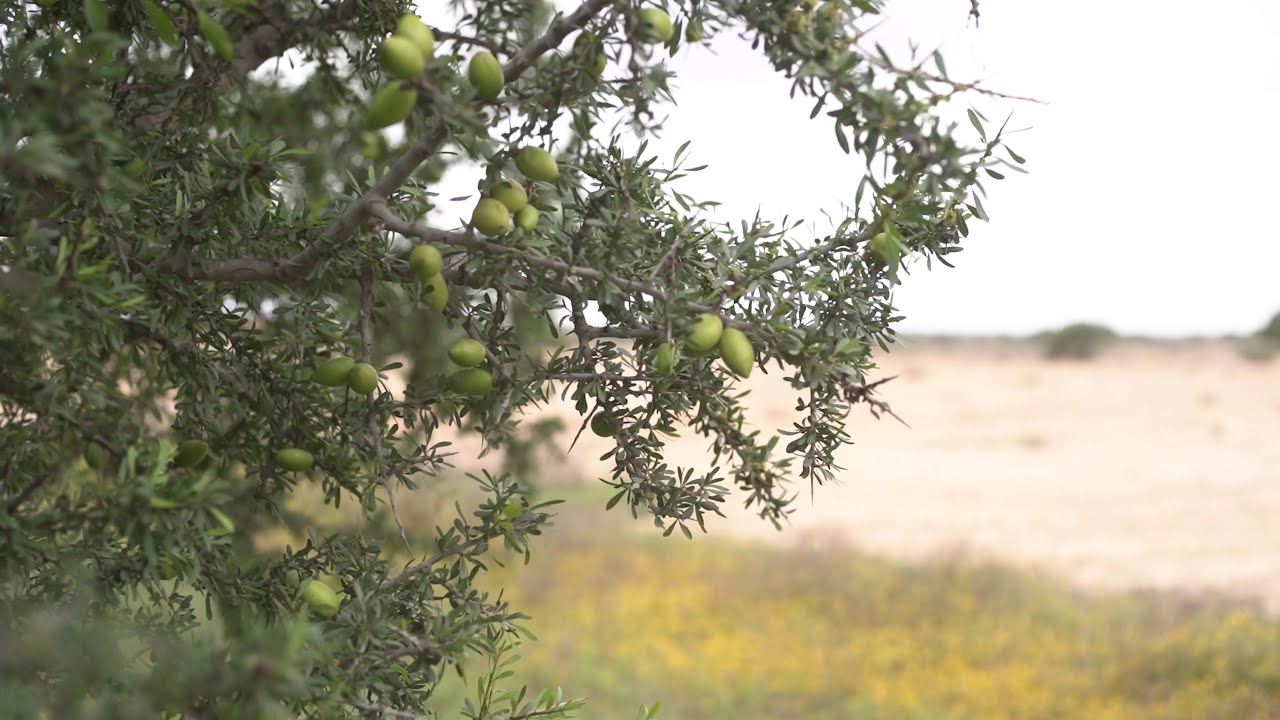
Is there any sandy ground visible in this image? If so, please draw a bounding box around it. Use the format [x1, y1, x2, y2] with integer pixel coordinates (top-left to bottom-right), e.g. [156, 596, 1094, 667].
[422, 339, 1280, 612]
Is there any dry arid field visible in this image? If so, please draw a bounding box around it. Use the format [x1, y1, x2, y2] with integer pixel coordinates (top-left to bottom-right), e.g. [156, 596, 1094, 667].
[410, 337, 1280, 613]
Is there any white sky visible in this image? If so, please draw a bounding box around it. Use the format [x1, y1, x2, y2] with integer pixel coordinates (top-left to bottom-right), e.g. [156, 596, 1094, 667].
[420, 0, 1280, 337]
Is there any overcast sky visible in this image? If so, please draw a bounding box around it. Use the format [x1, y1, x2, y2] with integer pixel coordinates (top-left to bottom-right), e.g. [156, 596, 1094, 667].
[421, 0, 1280, 337]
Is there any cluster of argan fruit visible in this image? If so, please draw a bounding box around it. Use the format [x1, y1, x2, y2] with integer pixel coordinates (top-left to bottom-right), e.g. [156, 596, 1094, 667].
[590, 314, 755, 438]
[364, 6, 676, 130]
[657, 313, 754, 379]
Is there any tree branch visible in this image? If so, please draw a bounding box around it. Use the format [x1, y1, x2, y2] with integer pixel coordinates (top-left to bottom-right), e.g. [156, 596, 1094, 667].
[133, 1, 361, 131]
[370, 203, 757, 332]
[153, 0, 615, 285]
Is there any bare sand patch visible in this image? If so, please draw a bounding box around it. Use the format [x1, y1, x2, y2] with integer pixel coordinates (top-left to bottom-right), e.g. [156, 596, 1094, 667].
[429, 339, 1280, 611]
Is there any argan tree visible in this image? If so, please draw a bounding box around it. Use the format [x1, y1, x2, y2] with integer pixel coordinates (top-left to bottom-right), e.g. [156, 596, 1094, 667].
[0, 0, 1022, 717]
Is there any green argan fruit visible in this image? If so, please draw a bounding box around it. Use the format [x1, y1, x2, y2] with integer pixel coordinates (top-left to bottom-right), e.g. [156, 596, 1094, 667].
[472, 198, 512, 236]
[685, 22, 705, 42]
[158, 560, 179, 580]
[686, 313, 724, 353]
[360, 130, 388, 160]
[275, 448, 314, 472]
[346, 363, 379, 395]
[450, 368, 494, 396]
[448, 338, 486, 367]
[654, 342, 676, 375]
[574, 31, 606, 76]
[84, 442, 108, 470]
[868, 231, 899, 266]
[514, 205, 539, 231]
[424, 273, 449, 312]
[409, 244, 443, 281]
[311, 356, 356, 386]
[590, 412, 616, 437]
[718, 327, 754, 378]
[301, 578, 340, 618]
[635, 8, 674, 43]
[173, 440, 209, 468]
[365, 83, 418, 130]
[395, 14, 435, 56]
[468, 51, 505, 100]
[489, 178, 528, 212]
[589, 53, 607, 76]
[515, 146, 559, 182]
[378, 36, 425, 79]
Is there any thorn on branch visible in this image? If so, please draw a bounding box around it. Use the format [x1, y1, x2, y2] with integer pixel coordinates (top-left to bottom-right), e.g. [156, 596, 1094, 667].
[838, 374, 910, 427]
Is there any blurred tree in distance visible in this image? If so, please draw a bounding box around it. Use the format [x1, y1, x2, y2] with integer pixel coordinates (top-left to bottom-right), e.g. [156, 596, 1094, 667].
[0, 0, 1024, 716]
[1039, 322, 1117, 361]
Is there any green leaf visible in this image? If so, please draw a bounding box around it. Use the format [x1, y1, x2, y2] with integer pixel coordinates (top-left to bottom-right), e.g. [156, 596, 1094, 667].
[84, 0, 109, 32]
[142, 0, 178, 47]
[208, 506, 236, 533]
[605, 490, 626, 510]
[834, 122, 850, 154]
[1006, 146, 1026, 164]
[932, 50, 948, 78]
[197, 10, 234, 61]
[966, 108, 986, 142]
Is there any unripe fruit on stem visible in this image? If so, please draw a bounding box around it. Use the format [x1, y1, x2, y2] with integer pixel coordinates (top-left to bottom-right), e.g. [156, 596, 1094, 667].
[514, 205, 539, 231]
[468, 51, 505, 100]
[423, 274, 448, 312]
[275, 448, 314, 472]
[654, 342, 676, 375]
[450, 368, 493, 396]
[574, 31, 606, 76]
[868, 231, 899, 266]
[173, 440, 209, 468]
[590, 412, 617, 437]
[635, 8, 674, 43]
[365, 83, 417, 130]
[685, 22, 705, 42]
[395, 14, 435, 56]
[448, 339, 486, 367]
[515, 147, 559, 182]
[84, 442, 108, 470]
[472, 198, 512, 236]
[301, 578, 340, 618]
[489, 178, 528, 212]
[311, 356, 355, 386]
[718, 327, 754, 378]
[409, 244, 443, 281]
[588, 53, 607, 76]
[686, 313, 723, 353]
[346, 363, 379, 394]
[378, 36, 425, 79]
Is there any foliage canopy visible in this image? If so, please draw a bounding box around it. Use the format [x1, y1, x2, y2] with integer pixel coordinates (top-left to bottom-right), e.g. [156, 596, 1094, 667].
[0, 0, 1019, 716]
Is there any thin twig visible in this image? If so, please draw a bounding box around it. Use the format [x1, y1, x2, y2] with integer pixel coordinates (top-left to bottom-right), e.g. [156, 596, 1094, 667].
[840, 374, 910, 427]
[547, 372, 653, 383]
[360, 267, 410, 552]
[382, 516, 539, 590]
[6, 473, 52, 513]
[349, 699, 416, 719]
[647, 215, 701, 282]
